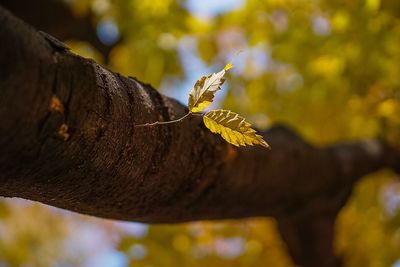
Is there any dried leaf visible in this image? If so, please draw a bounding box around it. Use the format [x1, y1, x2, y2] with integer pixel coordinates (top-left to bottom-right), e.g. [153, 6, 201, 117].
[188, 64, 231, 113]
[203, 109, 270, 148]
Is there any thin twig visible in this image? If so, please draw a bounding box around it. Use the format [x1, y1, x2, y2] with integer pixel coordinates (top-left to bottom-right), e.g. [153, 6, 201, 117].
[135, 112, 193, 127]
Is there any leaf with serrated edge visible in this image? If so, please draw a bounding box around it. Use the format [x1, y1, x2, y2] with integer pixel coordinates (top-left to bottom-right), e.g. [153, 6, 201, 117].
[203, 109, 270, 148]
[188, 64, 231, 113]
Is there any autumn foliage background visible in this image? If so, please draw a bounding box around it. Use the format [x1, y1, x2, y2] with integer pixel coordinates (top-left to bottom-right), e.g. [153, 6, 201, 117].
[1, 0, 400, 266]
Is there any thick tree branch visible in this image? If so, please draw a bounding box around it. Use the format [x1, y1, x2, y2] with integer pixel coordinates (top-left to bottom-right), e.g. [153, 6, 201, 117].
[1, 6, 399, 267]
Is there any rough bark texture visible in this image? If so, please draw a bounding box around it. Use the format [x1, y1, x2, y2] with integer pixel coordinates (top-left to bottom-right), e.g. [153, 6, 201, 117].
[0, 6, 399, 267]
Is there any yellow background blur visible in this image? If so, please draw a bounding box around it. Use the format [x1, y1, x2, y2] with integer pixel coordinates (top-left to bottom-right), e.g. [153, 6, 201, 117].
[1, 0, 400, 266]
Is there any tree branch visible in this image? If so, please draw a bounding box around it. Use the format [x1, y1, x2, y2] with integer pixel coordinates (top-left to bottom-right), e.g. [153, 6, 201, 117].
[1, 6, 399, 266]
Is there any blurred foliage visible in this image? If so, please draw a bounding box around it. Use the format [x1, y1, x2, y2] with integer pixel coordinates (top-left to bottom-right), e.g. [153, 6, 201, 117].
[1, 0, 400, 266]
[118, 219, 292, 267]
[336, 171, 400, 267]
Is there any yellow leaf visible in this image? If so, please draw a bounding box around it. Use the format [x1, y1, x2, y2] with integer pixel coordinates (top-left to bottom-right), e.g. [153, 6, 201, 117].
[224, 62, 233, 71]
[203, 109, 270, 148]
[188, 64, 231, 113]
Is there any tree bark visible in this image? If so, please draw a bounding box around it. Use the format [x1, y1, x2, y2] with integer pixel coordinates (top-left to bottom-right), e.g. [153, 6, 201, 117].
[0, 6, 399, 267]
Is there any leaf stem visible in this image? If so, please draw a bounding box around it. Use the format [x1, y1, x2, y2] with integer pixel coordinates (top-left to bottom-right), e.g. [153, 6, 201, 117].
[135, 112, 193, 127]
